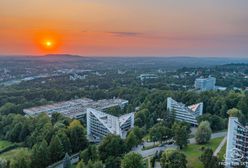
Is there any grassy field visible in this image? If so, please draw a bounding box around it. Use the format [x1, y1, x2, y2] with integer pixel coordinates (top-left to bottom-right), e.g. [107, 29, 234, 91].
[0, 147, 30, 161]
[0, 140, 13, 150]
[217, 142, 227, 160]
[182, 137, 224, 168]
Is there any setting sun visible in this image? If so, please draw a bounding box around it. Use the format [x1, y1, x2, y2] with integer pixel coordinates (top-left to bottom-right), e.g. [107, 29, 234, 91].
[40, 39, 56, 52]
[42, 40, 55, 50]
[37, 38, 58, 53]
[33, 31, 62, 53]
[45, 41, 52, 47]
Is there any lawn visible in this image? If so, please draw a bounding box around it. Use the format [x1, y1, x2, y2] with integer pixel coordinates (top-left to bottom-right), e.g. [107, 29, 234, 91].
[0, 140, 13, 150]
[0, 147, 31, 161]
[182, 137, 224, 168]
[217, 142, 226, 160]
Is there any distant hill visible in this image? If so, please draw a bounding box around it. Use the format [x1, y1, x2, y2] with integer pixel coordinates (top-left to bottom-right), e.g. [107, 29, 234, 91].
[1, 55, 248, 70]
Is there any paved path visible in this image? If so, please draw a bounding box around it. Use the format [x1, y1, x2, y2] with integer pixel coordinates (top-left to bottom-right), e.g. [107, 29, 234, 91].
[190, 127, 197, 135]
[213, 136, 227, 156]
[143, 141, 160, 148]
[47, 153, 79, 168]
[147, 157, 151, 168]
[155, 161, 161, 168]
[189, 131, 226, 144]
[211, 131, 227, 139]
[132, 144, 177, 158]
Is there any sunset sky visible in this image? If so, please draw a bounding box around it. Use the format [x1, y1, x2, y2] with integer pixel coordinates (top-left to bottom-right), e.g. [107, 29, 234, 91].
[1, 0, 248, 57]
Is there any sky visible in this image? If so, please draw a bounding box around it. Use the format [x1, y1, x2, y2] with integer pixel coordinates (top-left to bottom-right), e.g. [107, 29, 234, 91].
[0, 0, 248, 57]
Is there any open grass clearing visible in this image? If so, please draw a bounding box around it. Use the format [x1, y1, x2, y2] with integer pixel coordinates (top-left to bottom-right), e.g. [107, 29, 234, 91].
[181, 137, 223, 168]
[0, 140, 13, 150]
[0, 147, 31, 161]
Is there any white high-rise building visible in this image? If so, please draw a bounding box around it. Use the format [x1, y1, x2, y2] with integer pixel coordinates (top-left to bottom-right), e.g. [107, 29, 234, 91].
[194, 76, 216, 91]
[167, 97, 203, 126]
[225, 117, 248, 168]
[87, 108, 134, 142]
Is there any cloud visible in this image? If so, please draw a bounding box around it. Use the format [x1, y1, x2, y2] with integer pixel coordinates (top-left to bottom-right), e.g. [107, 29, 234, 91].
[107, 31, 143, 37]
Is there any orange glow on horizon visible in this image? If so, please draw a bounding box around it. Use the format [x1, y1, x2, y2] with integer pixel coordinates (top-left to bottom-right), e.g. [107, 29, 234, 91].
[34, 31, 62, 53]
[43, 40, 53, 48]
[39, 38, 57, 52]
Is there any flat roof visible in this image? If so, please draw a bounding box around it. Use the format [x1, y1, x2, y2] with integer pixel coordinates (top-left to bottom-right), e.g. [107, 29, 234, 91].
[23, 98, 128, 118]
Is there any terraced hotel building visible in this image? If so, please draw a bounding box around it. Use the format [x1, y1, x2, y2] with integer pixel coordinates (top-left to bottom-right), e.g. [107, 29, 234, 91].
[87, 108, 134, 142]
[167, 97, 203, 126]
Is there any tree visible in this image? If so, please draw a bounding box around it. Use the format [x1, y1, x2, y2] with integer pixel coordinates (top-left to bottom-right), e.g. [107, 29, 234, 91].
[19, 123, 30, 142]
[69, 120, 81, 129]
[49, 135, 65, 163]
[27, 121, 54, 147]
[225, 91, 242, 110]
[51, 112, 66, 125]
[98, 134, 127, 161]
[80, 145, 99, 164]
[160, 149, 187, 168]
[68, 124, 88, 153]
[125, 131, 139, 150]
[172, 122, 189, 149]
[0, 158, 8, 168]
[7, 122, 22, 142]
[125, 127, 144, 149]
[105, 156, 121, 168]
[227, 108, 246, 124]
[197, 114, 225, 132]
[209, 115, 224, 132]
[10, 149, 31, 168]
[227, 108, 241, 117]
[31, 140, 50, 168]
[35, 113, 51, 130]
[200, 148, 213, 168]
[63, 153, 71, 168]
[195, 121, 212, 144]
[149, 123, 172, 144]
[238, 96, 248, 119]
[132, 127, 144, 141]
[87, 160, 104, 168]
[76, 160, 86, 168]
[121, 152, 144, 168]
[0, 103, 17, 115]
[56, 130, 72, 154]
[200, 148, 222, 168]
[134, 109, 149, 127]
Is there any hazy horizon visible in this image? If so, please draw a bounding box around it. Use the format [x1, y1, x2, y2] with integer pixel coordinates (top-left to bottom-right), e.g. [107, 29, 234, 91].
[1, 54, 248, 60]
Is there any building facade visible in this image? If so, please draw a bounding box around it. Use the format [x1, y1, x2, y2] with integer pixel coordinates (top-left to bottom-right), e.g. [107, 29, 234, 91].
[194, 76, 216, 91]
[86, 108, 134, 142]
[138, 74, 158, 81]
[167, 97, 203, 126]
[225, 117, 248, 168]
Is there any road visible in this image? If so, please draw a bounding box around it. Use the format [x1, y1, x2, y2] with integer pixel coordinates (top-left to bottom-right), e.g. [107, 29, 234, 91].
[132, 144, 177, 158]
[189, 131, 226, 144]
